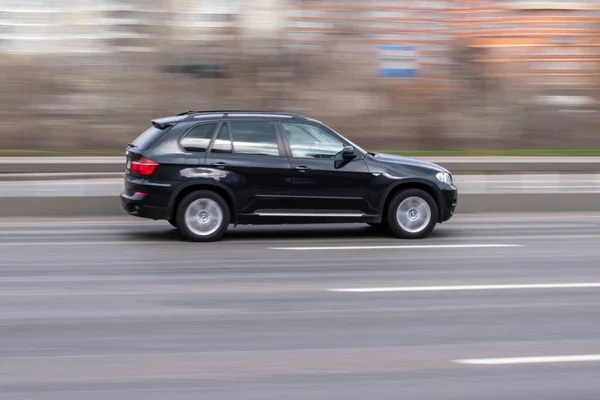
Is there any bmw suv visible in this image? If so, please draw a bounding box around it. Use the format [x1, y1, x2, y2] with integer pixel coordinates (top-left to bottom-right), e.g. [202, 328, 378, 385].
[120, 110, 458, 242]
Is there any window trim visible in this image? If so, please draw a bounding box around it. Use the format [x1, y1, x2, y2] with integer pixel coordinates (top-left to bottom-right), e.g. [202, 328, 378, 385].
[178, 122, 220, 154]
[208, 122, 233, 154]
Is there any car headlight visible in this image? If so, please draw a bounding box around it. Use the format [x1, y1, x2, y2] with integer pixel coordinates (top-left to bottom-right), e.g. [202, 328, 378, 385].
[436, 172, 452, 185]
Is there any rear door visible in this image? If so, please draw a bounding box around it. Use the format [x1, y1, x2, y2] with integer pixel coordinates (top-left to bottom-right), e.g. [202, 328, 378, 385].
[205, 120, 292, 215]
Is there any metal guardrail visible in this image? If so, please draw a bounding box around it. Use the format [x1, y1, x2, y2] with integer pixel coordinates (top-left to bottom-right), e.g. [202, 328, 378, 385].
[431, 157, 600, 173]
[1, 157, 600, 174]
[0, 157, 125, 174]
[2, 174, 599, 196]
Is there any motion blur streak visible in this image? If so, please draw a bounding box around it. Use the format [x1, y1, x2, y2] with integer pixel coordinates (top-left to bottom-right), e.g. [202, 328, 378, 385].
[455, 354, 600, 365]
[2, 214, 600, 399]
[3, 0, 600, 399]
[328, 282, 600, 293]
[3, 1, 600, 153]
[271, 244, 524, 250]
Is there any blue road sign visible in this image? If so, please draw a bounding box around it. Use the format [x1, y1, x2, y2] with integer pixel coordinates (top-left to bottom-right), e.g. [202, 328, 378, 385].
[378, 45, 418, 78]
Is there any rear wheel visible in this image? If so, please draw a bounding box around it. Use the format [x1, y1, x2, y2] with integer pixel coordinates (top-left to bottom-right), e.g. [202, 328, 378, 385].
[175, 190, 230, 242]
[386, 189, 438, 239]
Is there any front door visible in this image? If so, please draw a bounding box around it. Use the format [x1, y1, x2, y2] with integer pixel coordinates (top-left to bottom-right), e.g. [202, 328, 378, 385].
[280, 121, 374, 216]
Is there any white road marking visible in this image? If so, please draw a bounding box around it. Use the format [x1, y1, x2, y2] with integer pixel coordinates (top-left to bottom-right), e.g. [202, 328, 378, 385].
[455, 354, 600, 365]
[498, 185, 599, 190]
[271, 244, 524, 251]
[463, 180, 599, 183]
[328, 282, 600, 293]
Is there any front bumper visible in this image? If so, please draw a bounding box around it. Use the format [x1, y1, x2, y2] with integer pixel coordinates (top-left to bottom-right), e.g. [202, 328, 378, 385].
[440, 187, 458, 222]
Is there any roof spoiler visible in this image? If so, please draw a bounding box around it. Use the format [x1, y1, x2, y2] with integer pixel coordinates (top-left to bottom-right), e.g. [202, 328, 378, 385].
[151, 115, 186, 130]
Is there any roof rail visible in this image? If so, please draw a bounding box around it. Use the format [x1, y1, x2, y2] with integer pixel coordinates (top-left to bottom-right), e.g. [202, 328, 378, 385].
[178, 110, 305, 118]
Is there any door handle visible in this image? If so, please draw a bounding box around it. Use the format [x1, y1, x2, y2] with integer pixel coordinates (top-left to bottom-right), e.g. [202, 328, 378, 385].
[211, 162, 228, 169]
[294, 166, 311, 172]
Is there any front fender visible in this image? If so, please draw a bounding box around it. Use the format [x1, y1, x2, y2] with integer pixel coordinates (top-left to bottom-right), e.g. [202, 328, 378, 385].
[377, 178, 445, 218]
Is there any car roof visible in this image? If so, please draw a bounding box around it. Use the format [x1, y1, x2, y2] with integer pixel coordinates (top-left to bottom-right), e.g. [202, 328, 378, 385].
[151, 110, 321, 130]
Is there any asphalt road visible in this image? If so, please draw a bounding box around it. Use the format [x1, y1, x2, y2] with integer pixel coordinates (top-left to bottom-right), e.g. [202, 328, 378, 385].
[2, 214, 600, 399]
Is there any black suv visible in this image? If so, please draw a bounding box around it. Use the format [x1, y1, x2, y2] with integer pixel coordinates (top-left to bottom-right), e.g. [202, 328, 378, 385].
[120, 110, 458, 242]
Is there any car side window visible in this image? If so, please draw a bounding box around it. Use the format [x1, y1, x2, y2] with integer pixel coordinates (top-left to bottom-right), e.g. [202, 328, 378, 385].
[229, 121, 281, 157]
[282, 123, 344, 159]
[211, 123, 233, 154]
[180, 123, 218, 153]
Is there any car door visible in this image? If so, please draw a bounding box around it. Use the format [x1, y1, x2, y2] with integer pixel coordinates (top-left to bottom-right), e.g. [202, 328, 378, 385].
[280, 121, 374, 216]
[205, 120, 292, 215]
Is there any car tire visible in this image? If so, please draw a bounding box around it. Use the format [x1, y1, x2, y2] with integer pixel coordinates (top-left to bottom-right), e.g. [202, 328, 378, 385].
[175, 190, 230, 242]
[386, 189, 438, 239]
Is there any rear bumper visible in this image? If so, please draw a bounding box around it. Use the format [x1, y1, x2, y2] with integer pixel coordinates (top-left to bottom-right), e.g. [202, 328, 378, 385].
[120, 192, 169, 220]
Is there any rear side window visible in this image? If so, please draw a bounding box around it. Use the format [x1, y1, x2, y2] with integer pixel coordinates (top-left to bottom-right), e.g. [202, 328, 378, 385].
[229, 121, 281, 156]
[180, 123, 218, 152]
[131, 126, 167, 150]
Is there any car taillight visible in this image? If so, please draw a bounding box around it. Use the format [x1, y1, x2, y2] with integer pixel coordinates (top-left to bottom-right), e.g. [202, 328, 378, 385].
[131, 157, 159, 176]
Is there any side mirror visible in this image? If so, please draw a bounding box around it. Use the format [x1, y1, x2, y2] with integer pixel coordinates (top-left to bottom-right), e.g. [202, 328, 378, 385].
[341, 146, 357, 161]
[334, 146, 357, 169]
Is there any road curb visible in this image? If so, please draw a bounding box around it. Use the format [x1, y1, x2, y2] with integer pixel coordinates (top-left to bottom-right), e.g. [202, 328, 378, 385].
[456, 193, 600, 214]
[1, 194, 599, 218]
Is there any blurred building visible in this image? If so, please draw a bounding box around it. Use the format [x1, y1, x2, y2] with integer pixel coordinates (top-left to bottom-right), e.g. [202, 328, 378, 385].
[461, 1, 600, 89]
[0, 0, 162, 54]
[285, 1, 456, 74]
[2, 0, 600, 152]
[286, 1, 600, 86]
[2, 0, 599, 81]
[0, 0, 282, 54]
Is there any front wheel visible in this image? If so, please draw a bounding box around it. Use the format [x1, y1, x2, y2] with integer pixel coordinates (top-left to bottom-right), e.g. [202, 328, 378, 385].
[386, 189, 438, 239]
[175, 190, 230, 242]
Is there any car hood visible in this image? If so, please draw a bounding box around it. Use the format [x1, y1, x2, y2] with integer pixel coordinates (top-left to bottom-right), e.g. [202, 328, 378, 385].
[373, 153, 449, 173]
